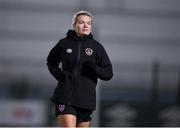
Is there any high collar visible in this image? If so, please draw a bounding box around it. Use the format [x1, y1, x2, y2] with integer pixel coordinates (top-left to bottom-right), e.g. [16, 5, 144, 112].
[66, 30, 93, 40]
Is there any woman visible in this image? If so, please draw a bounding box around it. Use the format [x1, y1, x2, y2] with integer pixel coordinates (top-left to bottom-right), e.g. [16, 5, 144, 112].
[47, 11, 113, 127]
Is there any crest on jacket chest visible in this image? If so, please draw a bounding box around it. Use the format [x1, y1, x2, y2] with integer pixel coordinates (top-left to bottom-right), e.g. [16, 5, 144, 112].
[85, 48, 93, 56]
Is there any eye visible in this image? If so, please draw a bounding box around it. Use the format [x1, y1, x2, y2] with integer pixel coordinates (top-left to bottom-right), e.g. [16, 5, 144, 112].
[78, 21, 84, 24]
[87, 21, 92, 25]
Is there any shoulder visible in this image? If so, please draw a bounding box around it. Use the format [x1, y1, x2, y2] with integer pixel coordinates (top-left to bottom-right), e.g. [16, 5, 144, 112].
[57, 37, 68, 45]
[90, 39, 106, 52]
[89, 39, 104, 48]
[55, 37, 71, 47]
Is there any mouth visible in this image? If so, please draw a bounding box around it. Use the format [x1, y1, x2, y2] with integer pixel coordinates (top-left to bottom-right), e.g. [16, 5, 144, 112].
[82, 29, 88, 32]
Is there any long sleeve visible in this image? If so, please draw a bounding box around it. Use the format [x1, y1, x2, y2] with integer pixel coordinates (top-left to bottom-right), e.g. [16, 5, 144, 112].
[47, 42, 63, 81]
[95, 45, 113, 81]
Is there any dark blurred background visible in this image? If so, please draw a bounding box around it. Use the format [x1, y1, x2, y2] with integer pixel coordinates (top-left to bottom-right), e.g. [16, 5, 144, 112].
[0, 0, 180, 127]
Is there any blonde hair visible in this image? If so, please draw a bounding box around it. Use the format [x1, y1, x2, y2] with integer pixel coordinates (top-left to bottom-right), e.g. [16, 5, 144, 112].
[72, 11, 93, 27]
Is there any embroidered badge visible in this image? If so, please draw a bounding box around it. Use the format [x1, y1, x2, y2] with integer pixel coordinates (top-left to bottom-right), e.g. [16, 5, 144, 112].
[66, 48, 72, 53]
[85, 48, 93, 56]
[58, 105, 65, 112]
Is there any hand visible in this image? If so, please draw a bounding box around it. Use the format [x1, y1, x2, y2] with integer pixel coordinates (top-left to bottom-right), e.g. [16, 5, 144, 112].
[82, 61, 96, 75]
[53, 68, 65, 81]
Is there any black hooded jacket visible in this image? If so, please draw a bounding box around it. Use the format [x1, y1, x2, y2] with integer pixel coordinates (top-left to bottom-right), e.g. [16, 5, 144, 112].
[47, 30, 113, 110]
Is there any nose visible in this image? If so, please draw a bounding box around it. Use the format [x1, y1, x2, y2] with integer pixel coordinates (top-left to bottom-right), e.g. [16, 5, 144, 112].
[84, 23, 88, 28]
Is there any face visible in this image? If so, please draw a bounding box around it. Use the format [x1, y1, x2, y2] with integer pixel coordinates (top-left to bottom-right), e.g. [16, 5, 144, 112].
[73, 15, 92, 36]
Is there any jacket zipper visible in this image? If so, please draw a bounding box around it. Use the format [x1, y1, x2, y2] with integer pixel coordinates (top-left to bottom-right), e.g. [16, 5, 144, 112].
[68, 41, 81, 105]
[74, 41, 81, 76]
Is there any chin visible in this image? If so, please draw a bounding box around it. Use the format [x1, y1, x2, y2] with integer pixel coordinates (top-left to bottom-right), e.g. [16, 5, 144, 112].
[82, 32, 90, 35]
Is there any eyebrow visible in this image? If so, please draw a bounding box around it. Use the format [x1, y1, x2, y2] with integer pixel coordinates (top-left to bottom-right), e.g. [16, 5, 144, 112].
[78, 20, 92, 22]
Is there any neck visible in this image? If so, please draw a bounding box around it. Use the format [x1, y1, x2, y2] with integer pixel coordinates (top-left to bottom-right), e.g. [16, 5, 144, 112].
[76, 33, 86, 37]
